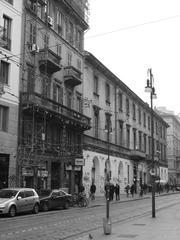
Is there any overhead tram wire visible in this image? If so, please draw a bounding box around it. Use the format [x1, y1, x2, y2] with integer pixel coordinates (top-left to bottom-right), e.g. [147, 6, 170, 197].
[85, 13, 180, 39]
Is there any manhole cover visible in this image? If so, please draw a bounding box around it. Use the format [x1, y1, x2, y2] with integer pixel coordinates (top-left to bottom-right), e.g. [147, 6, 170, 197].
[118, 234, 138, 238]
[133, 223, 146, 226]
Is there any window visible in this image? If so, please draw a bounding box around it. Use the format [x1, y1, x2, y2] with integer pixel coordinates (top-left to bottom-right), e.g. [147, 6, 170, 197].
[118, 92, 123, 111]
[144, 134, 146, 153]
[69, 22, 74, 45]
[77, 59, 81, 71]
[24, 190, 34, 198]
[133, 128, 136, 150]
[105, 113, 112, 141]
[143, 112, 146, 127]
[44, 34, 49, 48]
[126, 125, 130, 149]
[138, 107, 141, 124]
[42, 76, 50, 98]
[148, 116, 151, 130]
[29, 23, 36, 45]
[67, 52, 72, 66]
[133, 103, 136, 120]
[27, 64, 34, 92]
[66, 90, 72, 109]
[126, 98, 129, 116]
[56, 10, 64, 36]
[105, 83, 110, 103]
[119, 121, 123, 146]
[0, 61, 9, 84]
[93, 74, 99, 95]
[139, 131, 142, 151]
[53, 82, 63, 104]
[76, 94, 82, 113]
[3, 15, 11, 50]
[56, 44, 61, 57]
[94, 108, 99, 138]
[75, 28, 82, 51]
[0, 105, 8, 132]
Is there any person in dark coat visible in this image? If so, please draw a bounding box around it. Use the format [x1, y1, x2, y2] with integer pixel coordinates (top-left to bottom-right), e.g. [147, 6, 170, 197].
[125, 184, 130, 197]
[115, 183, 120, 200]
[90, 182, 96, 200]
[130, 184, 135, 197]
[109, 183, 115, 201]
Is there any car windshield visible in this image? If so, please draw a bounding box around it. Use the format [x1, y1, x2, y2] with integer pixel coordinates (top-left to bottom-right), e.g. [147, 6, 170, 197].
[0, 189, 18, 198]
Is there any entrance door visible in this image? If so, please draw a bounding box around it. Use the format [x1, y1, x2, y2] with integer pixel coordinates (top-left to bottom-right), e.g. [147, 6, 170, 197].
[0, 154, 9, 188]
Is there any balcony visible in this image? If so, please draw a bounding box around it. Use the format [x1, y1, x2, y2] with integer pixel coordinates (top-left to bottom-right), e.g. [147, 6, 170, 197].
[130, 149, 146, 161]
[38, 49, 61, 74]
[64, 66, 82, 87]
[21, 92, 91, 130]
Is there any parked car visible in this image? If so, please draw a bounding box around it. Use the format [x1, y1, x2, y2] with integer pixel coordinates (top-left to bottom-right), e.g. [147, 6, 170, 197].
[0, 188, 40, 217]
[39, 189, 73, 211]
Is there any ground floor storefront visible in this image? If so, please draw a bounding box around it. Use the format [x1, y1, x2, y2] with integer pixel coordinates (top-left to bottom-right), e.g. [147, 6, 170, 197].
[82, 150, 149, 197]
[20, 155, 84, 194]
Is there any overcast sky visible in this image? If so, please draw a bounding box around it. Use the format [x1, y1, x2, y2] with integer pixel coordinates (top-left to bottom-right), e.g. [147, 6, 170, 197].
[84, 0, 180, 115]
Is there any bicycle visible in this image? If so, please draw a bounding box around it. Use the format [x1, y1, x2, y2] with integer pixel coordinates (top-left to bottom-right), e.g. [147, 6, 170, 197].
[71, 192, 89, 207]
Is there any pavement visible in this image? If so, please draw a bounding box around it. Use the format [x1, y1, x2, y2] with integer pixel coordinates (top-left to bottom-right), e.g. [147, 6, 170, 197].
[78, 191, 180, 240]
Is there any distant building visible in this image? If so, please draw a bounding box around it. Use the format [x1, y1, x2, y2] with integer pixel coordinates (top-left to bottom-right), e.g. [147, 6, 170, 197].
[156, 107, 180, 184]
[0, 0, 22, 188]
[83, 52, 169, 196]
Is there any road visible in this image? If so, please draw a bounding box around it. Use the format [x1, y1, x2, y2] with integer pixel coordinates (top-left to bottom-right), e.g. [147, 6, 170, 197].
[0, 193, 180, 240]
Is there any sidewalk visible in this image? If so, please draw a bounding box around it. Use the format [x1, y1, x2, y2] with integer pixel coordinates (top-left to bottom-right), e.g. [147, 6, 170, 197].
[88, 191, 179, 208]
[81, 191, 180, 240]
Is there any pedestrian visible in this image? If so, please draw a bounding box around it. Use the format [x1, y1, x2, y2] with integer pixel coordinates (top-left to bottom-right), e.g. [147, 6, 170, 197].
[109, 183, 115, 201]
[125, 184, 130, 197]
[115, 183, 120, 201]
[139, 184, 143, 197]
[90, 182, 96, 200]
[130, 183, 135, 197]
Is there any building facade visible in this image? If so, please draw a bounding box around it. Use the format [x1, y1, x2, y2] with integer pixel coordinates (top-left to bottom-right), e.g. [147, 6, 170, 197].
[0, 0, 22, 188]
[156, 107, 180, 184]
[83, 52, 169, 196]
[18, 0, 90, 193]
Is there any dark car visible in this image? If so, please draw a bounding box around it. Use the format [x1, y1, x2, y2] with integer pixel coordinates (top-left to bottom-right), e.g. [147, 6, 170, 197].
[39, 189, 72, 211]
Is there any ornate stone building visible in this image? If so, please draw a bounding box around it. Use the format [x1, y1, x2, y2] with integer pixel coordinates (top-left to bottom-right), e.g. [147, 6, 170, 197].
[83, 51, 168, 196]
[18, 0, 90, 193]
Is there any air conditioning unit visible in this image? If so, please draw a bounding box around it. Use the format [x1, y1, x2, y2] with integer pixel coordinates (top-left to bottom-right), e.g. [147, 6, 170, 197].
[31, 43, 39, 53]
[47, 16, 53, 27]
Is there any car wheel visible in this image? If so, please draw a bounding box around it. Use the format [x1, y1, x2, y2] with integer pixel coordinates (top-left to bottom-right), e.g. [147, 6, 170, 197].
[64, 202, 69, 209]
[33, 203, 39, 214]
[42, 203, 49, 211]
[9, 205, 16, 217]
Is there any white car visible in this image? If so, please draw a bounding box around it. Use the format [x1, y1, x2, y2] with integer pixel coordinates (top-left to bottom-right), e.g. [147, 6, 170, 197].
[0, 188, 40, 217]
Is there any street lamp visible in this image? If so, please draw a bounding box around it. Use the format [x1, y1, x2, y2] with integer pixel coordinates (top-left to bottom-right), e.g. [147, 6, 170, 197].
[145, 68, 157, 218]
[103, 117, 112, 235]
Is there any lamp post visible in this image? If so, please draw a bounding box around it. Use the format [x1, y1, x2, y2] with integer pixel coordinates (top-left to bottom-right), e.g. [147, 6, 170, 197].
[145, 68, 157, 218]
[103, 116, 112, 234]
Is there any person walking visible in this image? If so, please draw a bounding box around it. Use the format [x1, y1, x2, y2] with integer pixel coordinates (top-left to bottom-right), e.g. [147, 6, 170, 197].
[115, 183, 120, 201]
[90, 182, 96, 200]
[130, 183, 135, 198]
[125, 184, 130, 197]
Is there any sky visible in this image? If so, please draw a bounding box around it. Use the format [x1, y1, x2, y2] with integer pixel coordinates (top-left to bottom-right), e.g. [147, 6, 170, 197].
[84, 0, 180, 115]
